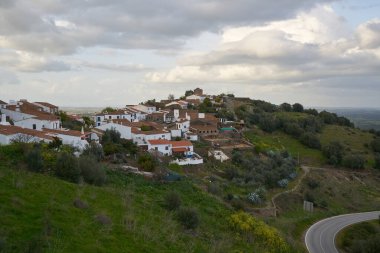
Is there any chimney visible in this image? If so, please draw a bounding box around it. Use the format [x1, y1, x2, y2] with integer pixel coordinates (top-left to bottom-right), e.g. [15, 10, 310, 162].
[81, 126, 84, 135]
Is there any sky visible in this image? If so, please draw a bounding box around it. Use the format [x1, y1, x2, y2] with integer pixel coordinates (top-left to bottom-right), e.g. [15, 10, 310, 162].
[1, 0, 380, 108]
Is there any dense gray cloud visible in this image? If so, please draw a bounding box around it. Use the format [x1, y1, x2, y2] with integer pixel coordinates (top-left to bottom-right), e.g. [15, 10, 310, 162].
[0, 0, 336, 54]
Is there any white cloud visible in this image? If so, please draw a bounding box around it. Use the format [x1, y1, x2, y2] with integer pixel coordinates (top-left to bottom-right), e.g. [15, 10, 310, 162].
[146, 5, 380, 86]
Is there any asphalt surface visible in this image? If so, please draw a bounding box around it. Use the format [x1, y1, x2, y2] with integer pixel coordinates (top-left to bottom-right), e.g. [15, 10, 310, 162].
[305, 211, 380, 253]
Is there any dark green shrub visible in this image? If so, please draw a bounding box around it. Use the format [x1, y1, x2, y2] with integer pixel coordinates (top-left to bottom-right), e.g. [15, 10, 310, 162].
[47, 137, 62, 150]
[177, 207, 199, 229]
[78, 155, 106, 186]
[82, 142, 104, 161]
[55, 152, 80, 183]
[300, 132, 321, 149]
[292, 103, 304, 112]
[137, 154, 156, 172]
[323, 141, 344, 166]
[25, 147, 44, 172]
[101, 128, 121, 144]
[164, 192, 181, 211]
[342, 154, 365, 169]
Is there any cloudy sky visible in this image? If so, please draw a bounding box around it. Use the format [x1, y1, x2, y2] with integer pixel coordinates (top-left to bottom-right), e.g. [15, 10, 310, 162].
[1, 0, 380, 108]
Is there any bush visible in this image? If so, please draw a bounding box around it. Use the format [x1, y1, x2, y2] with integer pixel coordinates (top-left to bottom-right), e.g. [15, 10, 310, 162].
[55, 152, 80, 183]
[82, 142, 104, 161]
[47, 137, 62, 150]
[300, 132, 321, 149]
[164, 192, 181, 211]
[101, 128, 121, 144]
[137, 154, 156, 172]
[323, 141, 344, 166]
[78, 155, 106, 186]
[25, 147, 44, 172]
[342, 154, 366, 170]
[177, 207, 199, 229]
[292, 103, 304, 112]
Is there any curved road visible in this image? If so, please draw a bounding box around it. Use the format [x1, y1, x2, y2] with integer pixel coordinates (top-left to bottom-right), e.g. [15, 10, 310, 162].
[305, 211, 380, 253]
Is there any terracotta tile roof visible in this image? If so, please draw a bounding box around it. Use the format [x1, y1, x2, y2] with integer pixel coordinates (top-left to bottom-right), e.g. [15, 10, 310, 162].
[0, 125, 54, 140]
[0, 100, 7, 105]
[34, 102, 58, 109]
[6, 102, 60, 121]
[43, 128, 90, 137]
[171, 140, 193, 147]
[172, 147, 188, 152]
[111, 119, 132, 125]
[147, 139, 172, 145]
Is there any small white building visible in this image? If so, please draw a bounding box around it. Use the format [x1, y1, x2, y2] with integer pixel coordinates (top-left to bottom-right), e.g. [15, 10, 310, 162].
[184, 132, 198, 141]
[132, 128, 171, 146]
[95, 122, 132, 140]
[147, 140, 194, 156]
[208, 150, 229, 162]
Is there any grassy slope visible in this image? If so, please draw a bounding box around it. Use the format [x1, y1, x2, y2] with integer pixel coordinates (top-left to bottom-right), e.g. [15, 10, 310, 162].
[320, 125, 375, 166]
[268, 169, 380, 252]
[0, 164, 261, 253]
[244, 129, 325, 166]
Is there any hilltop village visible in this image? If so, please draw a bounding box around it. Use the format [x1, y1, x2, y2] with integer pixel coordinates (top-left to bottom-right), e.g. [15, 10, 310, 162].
[0, 88, 250, 166]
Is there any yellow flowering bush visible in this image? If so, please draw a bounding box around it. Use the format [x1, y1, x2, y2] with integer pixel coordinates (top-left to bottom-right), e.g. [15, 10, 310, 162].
[230, 211, 290, 253]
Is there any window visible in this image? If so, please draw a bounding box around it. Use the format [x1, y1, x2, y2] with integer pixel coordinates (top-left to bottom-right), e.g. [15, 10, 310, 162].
[109, 116, 112, 119]
[117, 116, 120, 119]
[97, 117, 101, 121]
[165, 146, 169, 150]
[162, 135, 165, 138]
[32, 124, 36, 130]
[155, 147, 158, 151]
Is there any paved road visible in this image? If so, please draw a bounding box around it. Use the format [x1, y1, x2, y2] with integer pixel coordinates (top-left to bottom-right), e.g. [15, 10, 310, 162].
[305, 211, 380, 253]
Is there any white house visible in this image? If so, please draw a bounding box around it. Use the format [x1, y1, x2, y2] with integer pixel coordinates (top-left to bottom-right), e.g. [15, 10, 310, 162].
[95, 122, 132, 139]
[1, 100, 61, 130]
[94, 110, 133, 127]
[147, 140, 193, 156]
[129, 105, 156, 114]
[43, 128, 99, 151]
[147, 139, 172, 155]
[0, 125, 53, 145]
[175, 119, 190, 133]
[132, 128, 171, 146]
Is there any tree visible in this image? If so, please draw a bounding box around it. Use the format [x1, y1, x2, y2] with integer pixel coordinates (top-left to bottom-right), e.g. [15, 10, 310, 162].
[101, 107, 117, 113]
[48, 137, 63, 150]
[323, 141, 344, 166]
[101, 128, 121, 144]
[292, 103, 304, 112]
[185, 90, 194, 96]
[168, 94, 175, 101]
[55, 152, 80, 183]
[82, 116, 95, 128]
[279, 103, 292, 112]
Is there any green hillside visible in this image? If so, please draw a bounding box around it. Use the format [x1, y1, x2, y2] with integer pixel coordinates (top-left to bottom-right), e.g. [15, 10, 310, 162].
[0, 161, 294, 253]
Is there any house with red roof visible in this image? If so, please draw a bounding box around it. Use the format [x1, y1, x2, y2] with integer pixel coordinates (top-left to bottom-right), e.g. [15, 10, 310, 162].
[147, 139, 193, 156]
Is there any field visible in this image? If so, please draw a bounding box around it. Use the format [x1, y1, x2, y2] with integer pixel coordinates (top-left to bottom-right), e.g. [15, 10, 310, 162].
[0, 164, 260, 253]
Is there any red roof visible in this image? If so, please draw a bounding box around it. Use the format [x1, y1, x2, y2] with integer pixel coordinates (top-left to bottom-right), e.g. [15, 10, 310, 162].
[172, 147, 188, 152]
[147, 139, 172, 145]
[0, 125, 54, 140]
[171, 140, 192, 147]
